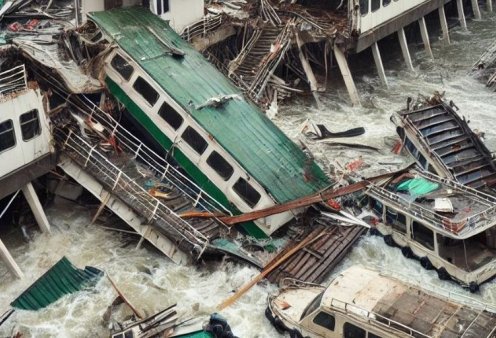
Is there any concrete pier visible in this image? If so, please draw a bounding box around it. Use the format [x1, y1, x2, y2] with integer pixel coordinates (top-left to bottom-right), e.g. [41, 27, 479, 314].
[488, 0, 493, 12]
[438, 5, 451, 45]
[398, 28, 414, 72]
[457, 0, 468, 30]
[22, 182, 50, 233]
[334, 45, 361, 107]
[371, 42, 388, 87]
[418, 17, 434, 59]
[472, 0, 482, 19]
[0, 238, 23, 278]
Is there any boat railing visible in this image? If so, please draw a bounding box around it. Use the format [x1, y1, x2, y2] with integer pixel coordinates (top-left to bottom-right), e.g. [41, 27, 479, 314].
[70, 94, 232, 217]
[488, 70, 496, 90]
[56, 126, 209, 254]
[0, 64, 28, 96]
[180, 14, 223, 42]
[329, 297, 431, 338]
[367, 171, 496, 236]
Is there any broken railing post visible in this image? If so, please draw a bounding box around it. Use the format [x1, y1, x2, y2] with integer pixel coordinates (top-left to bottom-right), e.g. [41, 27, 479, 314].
[333, 44, 361, 107]
[294, 28, 322, 109]
[371, 42, 388, 88]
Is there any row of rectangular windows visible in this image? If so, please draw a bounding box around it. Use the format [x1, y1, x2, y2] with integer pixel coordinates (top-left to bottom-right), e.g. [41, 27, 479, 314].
[313, 311, 382, 338]
[110, 54, 262, 208]
[360, 0, 396, 15]
[0, 109, 41, 153]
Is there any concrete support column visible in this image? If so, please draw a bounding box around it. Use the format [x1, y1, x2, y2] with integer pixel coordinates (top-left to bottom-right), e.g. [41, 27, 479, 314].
[333, 45, 361, 107]
[371, 42, 388, 88]
[418, 17, 434, 59]
[0, 238, 23, 278]
[472, 0, 482, 19]
[22, 182, 50, 233]
[488, 0, 493, 12]
[438, 6, 451, 45]
[397, 28, 414, 72]
[456, 0, 468, 30]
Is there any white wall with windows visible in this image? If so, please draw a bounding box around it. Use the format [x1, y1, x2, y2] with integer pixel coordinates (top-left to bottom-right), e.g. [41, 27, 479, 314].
[150, 0, 204, 33]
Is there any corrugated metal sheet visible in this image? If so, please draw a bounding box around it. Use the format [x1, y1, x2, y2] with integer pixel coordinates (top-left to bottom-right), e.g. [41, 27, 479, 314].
[11, 257, 103, 310]
[88, 7, 330, 204]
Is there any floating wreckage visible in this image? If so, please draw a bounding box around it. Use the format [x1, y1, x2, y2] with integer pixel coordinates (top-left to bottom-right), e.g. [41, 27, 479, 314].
[266, 266, 496, 338]
[472, 40, 496, 91]
[392, 94, 496, 192]
[363, 168, 496, 292]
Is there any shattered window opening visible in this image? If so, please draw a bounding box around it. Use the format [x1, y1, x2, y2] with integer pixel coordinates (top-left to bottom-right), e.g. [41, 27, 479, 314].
[233, 177, 261, 208]
[385, 207, 407, 234]
[181, 126, 208, 155]
[158, 101, 183, 130]
[133, 76, 159, 106]
[207, 151, 234, 181]
[344, 322, 366, 338]
[412, 221, 434, 251]
[360, 0, 369, 15]
[0, 119, 16, 152]
[383, 0, 391, 6]
[371, 0, 381, 11]
[313, 312, 335, 331]
[110, 54, 134, 81]
[20, 109, 41, 141]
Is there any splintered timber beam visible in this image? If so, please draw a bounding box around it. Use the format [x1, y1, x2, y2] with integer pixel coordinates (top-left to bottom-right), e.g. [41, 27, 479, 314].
[293, 28, 321, 108]
[217, 230, 326, 310]
[333, 44, 361, 107]
[418, 17, 434, 59]
[371, 42, 388, 88]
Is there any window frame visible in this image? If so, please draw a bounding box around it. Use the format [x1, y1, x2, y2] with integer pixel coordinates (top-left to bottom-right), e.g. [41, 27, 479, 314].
[232, 177, 261, 208]
[206, 150, 234, 181]
[181, 126, 208, 155]
[110, 53, 134, 81]
[0, 119, 16, 153]
[412, 220, 435, 251]
[371, 0, 381, 12]
[344, 322, 366, 338]
[312, 311, 335, 332]
[158, 101, 183, 130]
[20, 109, 41, 142]
[132, 76, 159, 107]
[385, 207, 407, 234]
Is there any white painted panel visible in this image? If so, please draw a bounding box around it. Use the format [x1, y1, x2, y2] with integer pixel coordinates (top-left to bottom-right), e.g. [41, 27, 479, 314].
[152, 0, 204, 33]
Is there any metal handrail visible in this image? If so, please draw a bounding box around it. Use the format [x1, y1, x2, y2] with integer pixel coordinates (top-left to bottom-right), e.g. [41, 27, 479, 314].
[0, 64, 28, 96]
[329, 298, 431, 338]
[367, 171, 496, 236]
[180, 14, 223, 42]
[58, 127, 209, 251]
[70, 94, 232, 216]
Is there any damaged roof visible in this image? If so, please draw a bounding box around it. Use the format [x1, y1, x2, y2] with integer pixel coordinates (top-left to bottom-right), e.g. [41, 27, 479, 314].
[88, 7, 330, 203]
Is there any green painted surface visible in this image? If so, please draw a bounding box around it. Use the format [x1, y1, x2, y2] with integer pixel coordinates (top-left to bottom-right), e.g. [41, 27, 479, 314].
[11, 257, 103, 310]
[174, 331, 213, 338]
[106, 77, 265, 238]
[89, 7, 330, 206]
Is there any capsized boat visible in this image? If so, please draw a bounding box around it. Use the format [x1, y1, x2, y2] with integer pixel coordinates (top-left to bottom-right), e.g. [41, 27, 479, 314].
[363, 168, 496, 292]
[266, 266, 496, 338]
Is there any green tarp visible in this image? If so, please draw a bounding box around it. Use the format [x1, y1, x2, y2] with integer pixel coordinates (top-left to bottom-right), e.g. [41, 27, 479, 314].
[397, 178, 440, 197]
[11, 257, 103, 310]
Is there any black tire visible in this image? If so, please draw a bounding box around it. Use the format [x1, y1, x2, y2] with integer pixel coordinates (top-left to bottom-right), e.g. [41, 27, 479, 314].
[289, 329, 303, 338]
[265, 307, 287, 334]
[437, 267, 450, 281]
[369, 227, 380, 236]
[401, 246, 413, 259]
[420, 257, 433, 270]
[469, 282, 479, 293]
[384, 235, 395, 247]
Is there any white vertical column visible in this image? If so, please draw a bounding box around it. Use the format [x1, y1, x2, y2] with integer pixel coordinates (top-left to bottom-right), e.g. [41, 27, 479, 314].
[418, 17, 434, 59]
[472, 0, 482, 19]
[397, 28, 414, 72]
[333, 45, 361, 107]
[457, 0, 468, 30]
[438, 5, 451, 45]
[22, 182, 50, 233]
[0, 238, 23, 278]
[371, 42, 388, 88]
[488, 0, 493, 12]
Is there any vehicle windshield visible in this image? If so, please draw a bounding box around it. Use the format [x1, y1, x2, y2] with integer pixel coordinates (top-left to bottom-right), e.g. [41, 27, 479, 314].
[300, 291, 324, 321]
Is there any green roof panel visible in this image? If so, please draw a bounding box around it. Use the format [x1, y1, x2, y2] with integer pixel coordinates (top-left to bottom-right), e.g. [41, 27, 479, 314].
[89, 7, 330, 203]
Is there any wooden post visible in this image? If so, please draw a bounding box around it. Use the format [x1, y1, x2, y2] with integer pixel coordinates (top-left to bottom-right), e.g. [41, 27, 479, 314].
[333, 44, 361, 107]
[438, 5, 451, 45]
[371, 42, 388, 88]
[0, 238, 23, 279]
[22, 182, 50, 233]
[397, 28, 414, 72]
[472, 0, 482, 19]
[456, 0, 468, 30]
[418, 17, 434, 59]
